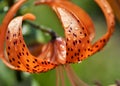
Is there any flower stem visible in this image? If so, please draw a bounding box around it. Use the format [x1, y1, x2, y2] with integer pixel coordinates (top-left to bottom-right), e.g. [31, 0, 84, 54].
[25, 21, 57, 40]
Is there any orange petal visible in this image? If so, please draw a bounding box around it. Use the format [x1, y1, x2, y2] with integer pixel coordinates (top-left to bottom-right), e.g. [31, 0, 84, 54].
[6, 13, 56, 73]
[0, 0, 27, 69]
[38, 37, 66, 64]
[86, 0, 115, 56]
[35, 0, 95, 41]
[107, 0, 120, 22]
[35, 0, 93, 63]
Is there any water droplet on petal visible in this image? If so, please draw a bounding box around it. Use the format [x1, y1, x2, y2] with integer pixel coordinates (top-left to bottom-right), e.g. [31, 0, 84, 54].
[75, 27, 78, 30]
[60, 44, 65, 49]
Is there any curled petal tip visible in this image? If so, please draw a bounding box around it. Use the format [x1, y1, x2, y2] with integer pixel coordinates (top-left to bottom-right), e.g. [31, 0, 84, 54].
[34, 0, 54, 5]
[23, 13, 36, 21]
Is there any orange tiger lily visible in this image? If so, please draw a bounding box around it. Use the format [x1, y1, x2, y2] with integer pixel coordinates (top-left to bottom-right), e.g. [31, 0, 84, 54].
[0, 0, 115, 85]
[0, 0, 115, 73]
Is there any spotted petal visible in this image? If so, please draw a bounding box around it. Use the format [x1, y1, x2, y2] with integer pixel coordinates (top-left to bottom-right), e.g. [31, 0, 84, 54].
[35, 0, 95, 41]
[0, 0, 27, 69]
[6, 14, 56, 73]
[86, 0, 115, 57]
[35, 0, 95, 63]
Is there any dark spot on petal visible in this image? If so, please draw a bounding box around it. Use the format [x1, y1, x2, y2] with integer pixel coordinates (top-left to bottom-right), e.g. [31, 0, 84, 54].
[26, 67, 29, 70]
[88, 54, 90, 57]
[88, 48, 91, 51]
[22, 52, 24, 55]
[23, 44, 25, 47]
[82, 27, 84, 30]
[8, 46, 10, 50]
[18, 61, 21, 64]
[84, 33, 87, 37]
[35, 59, 37, 62]
[42, 62, 44, 64]
[80, 32, 82, 34]
[74, 53, 77, 56]
[75, 40, 77, 44]
[66, 52, 68, 56]
[13, 34, 16, 37]
[6, 36, 9, 40]
[17, 55, 20, 59]
[90, 49, 93, 52]
[26, 59, 29, 62]
[44, 61, 47, 65]
[87, 40, 90, 43]
[26, 64, 29, 67]
[17, 66, 20, 68]
[68, 30, 71, 32]
[79, 40, 81, 43]
[19, 52, 22, 56]
[81, 54, 83, 57]
[73, 33, 77, 37]
[13, 41, 17, 45]
[73, 41, 75, 46]
[71, 48, 73, 51]
[7, 52, 10, 56]
[26, 52, 29, 56]
[95, 45, 99, 48]
[20, 40, 22, 43]
[103, 39, 106, 42]
[67, 48, 70, 51]
[12, 58, 15, 61]
[33, 61, 35, 63]
[34, 66, 37, 68]
[8, 30, 10, 33]
[48, 62, 50, 64]
[66, 61, 68, 63]
[70, 27, 72, 30]
[9, 59, 12, 63]
[77, 57, 80, 61]
[66, 43, 68, 46]
[66, 38, 69, 41]
[71, 56, 74, 59]
[22, 48, 24, 51]
[78, 49, 80, 52]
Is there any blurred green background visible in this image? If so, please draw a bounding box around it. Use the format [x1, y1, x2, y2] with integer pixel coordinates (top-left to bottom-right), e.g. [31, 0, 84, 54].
[0, 0, 120, 86]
